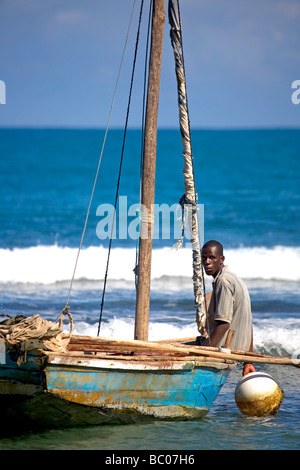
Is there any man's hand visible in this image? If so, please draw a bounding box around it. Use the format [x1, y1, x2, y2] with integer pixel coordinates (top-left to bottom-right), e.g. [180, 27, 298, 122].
[196, 335, 210, 346]
[243, 362, 256, 376]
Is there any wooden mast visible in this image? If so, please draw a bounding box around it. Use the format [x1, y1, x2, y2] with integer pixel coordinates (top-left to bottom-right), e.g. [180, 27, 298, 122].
[134, 0, 165, 341]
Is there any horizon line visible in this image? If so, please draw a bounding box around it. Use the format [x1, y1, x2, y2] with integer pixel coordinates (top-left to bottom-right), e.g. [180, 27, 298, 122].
[1, 125, 300, 131]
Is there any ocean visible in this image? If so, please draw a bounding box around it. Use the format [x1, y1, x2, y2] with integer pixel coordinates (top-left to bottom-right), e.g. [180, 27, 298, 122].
[0, 128, 299, 451]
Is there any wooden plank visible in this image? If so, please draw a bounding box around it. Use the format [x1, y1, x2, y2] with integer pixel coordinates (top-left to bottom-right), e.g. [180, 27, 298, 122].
[44, 350, 228, 363]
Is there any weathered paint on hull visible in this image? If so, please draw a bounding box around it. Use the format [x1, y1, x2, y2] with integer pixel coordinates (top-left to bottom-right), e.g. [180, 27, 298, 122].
[44, 357, 230, 422]
[0, 347, 232, 431]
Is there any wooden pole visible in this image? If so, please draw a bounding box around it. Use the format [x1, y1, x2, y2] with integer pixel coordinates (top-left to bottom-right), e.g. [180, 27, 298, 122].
[134, 0, 165, 341]
[67, 335, 300, 368]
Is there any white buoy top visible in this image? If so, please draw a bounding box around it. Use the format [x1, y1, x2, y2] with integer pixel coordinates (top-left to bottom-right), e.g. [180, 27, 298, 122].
[235, 372, 279, 402]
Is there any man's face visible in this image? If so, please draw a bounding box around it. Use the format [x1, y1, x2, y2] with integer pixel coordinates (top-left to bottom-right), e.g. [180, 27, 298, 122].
[201, 246, 225, 278]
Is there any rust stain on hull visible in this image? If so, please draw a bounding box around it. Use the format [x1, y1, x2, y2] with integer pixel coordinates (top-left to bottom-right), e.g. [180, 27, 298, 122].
[0, 343, 233, 428]
[47, 387, 209, 421]
[43, 359, 230, 422]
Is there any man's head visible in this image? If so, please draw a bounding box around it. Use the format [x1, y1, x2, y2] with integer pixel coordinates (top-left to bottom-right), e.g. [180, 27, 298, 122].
[201, 240, 225, 278]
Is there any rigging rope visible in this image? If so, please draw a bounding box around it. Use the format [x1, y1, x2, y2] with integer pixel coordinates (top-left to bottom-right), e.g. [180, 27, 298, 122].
[59, 0, 138, 326]
[168, 0, 209, 337]
[97, 0, 146, 336]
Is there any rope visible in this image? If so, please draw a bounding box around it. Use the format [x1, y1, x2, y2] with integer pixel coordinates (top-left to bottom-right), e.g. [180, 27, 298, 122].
[61, 0, 137, 320]
[168, 0, 208, 337]
[172, 194, 191, 250]
[0, 314, 68, 365]
[97, 0, 145, 336]
[134, 208, 141, 289]
[56, 304, 74, 336]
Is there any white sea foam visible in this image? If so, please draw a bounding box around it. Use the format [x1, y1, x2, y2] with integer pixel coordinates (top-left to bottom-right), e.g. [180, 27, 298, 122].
[1, 244, 300, 284]
[253, 318, 300, 356]
[72, 318, 198, 342]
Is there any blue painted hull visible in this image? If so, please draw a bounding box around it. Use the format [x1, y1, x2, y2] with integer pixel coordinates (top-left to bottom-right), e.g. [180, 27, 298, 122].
[45, 358, 230, 421]
[0, 339, 233, 430]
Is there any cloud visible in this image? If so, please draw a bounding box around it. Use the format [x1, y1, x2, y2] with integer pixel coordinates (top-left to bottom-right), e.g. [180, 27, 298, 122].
[276, 0, 300, 20]
[54, 10, 90, 26]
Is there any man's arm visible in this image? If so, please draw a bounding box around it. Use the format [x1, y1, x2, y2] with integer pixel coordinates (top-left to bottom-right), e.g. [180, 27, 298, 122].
[208, 321, 230, 347]
[198, 320, 230, 347]
[199, 324, 256, 376]
[242, 328, 256, 376]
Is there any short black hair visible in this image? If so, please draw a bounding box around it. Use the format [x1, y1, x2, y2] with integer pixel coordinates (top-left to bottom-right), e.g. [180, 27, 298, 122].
[202, 240, 224, 256]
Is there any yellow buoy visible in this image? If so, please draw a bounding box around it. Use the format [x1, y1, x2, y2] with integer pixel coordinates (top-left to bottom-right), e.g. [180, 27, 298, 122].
[235, 372, 284, 417]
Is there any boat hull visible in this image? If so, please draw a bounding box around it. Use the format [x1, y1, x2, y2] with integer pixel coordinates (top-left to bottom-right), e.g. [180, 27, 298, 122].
[0, 347, 232, 431]
[44, 355, 231, 422]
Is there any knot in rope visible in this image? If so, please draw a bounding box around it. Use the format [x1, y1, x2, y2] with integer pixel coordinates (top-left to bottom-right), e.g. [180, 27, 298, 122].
[56, 304, 74, 337]
[173, 193, 198, 250]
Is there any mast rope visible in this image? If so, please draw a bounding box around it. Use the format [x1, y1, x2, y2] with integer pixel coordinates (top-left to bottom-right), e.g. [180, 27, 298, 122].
[97, 0, 145, 336]
[59, 0, 138, 328]
[168, 0, 209, 337]
[173, 194, 193, 250]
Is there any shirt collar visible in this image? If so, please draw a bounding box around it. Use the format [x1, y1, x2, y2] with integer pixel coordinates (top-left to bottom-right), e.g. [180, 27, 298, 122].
[212, 265, 227, 284]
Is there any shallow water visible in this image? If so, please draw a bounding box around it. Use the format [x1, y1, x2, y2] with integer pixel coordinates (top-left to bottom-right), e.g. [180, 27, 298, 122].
[0, 365, 299, 450]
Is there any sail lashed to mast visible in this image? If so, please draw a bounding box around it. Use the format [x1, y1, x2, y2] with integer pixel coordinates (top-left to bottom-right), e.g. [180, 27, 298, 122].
[168, 0, 207, 335]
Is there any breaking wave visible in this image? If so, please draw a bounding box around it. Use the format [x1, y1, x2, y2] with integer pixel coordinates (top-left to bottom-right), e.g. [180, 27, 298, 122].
[1, 244, 299, 284]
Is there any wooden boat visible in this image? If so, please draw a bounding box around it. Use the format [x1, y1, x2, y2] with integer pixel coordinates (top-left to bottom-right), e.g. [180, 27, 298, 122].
[0, 327, 296, 431]
[0, 1, 297, 432]
[0, 334, 234, 430]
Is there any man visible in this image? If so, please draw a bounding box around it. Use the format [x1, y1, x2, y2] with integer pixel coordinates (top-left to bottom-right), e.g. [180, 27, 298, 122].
[199, 240, 255, 376]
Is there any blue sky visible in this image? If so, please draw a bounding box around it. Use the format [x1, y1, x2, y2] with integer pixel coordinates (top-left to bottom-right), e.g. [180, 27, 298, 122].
[0, 0, 299, 128]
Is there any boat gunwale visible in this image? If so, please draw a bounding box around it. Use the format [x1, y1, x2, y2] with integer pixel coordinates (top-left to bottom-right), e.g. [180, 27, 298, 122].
[43, 350, 235, 371]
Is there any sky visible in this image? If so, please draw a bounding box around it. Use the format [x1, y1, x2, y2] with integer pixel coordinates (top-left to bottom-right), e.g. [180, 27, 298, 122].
[0, 0, 300, 129]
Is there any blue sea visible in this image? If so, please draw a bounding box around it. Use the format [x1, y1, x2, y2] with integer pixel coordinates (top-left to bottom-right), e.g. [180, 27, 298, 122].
[0, 128, 299, 451]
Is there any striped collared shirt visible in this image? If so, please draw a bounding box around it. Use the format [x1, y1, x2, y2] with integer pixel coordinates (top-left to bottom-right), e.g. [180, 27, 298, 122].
[207, 265, 252, 351]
